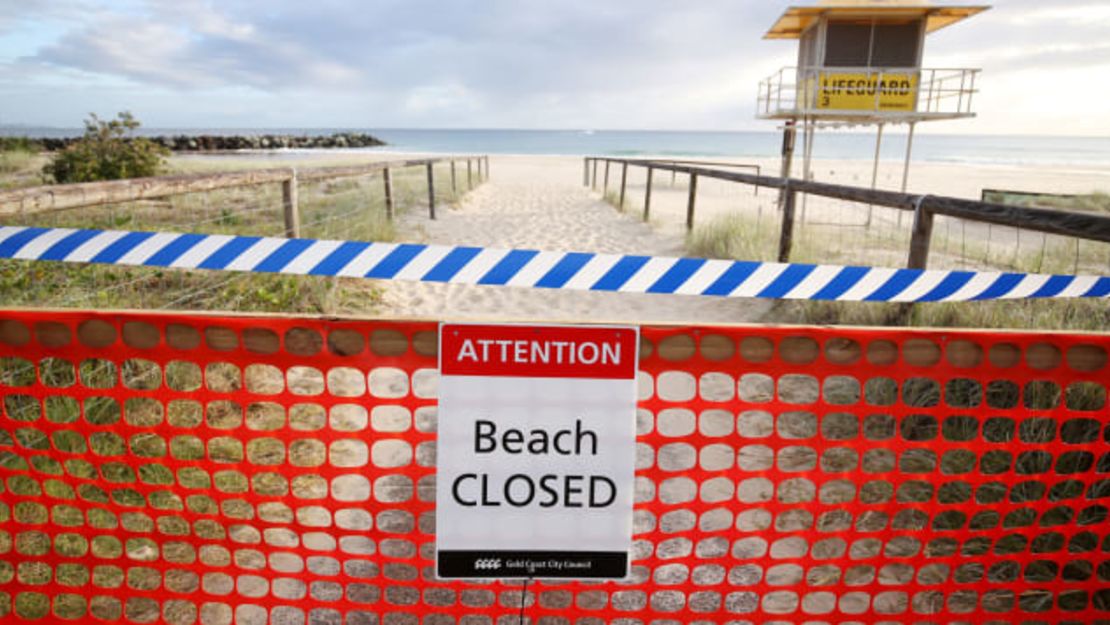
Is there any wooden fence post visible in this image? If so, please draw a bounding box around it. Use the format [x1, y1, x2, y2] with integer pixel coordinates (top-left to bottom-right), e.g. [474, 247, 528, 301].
[603, 160, 610, 195]
[778, 184, 797, 263]
[383, 168, 394, 221]
[467, 160, 474, 189]
[592, 159, 598, 190]
[282, 169, 300, 238]
[484, 156, 489, 181]
[907, 197, 934, 270]
[426, 162, 437, 220]
[643, 167, 654, 221]
[686, 173, 698, 231]
[618, 162, 628, 210]
[897, 196, 935, 324]
[451, 161, 457, 194]
[583, 159, 590, 187]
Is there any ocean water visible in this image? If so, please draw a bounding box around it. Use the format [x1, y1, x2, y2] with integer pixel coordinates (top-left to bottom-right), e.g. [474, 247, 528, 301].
[4, 127, 1109, 168]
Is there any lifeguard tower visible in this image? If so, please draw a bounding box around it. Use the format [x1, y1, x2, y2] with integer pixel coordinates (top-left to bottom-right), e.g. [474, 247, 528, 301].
[757, 0, 989, 205]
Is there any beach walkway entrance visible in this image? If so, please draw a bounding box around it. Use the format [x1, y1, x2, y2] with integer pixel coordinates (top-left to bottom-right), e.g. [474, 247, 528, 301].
[372, 156, 772, 323]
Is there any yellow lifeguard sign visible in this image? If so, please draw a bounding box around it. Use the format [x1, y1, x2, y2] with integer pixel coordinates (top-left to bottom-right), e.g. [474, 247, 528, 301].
[816, 71, 918, 111]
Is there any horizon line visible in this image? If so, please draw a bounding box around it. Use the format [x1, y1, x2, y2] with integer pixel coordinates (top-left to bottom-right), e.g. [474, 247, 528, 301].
[1, 125, 1108, 140]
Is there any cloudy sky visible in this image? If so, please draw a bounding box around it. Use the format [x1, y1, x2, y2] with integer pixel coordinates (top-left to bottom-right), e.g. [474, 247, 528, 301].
[1, 0, 1108, 135]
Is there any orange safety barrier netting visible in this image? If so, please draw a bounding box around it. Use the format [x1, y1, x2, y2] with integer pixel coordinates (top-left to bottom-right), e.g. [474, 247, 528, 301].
[0, 309, 1107, 625]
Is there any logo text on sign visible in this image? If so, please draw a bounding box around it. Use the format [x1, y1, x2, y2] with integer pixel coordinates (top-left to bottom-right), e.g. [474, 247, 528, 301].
[435, 324, 639, 580]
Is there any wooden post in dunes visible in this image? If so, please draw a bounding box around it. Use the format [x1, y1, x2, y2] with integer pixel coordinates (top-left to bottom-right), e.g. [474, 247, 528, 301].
[603, 160, 610, 195]
[898, 196, 935, 324]
[643, 166, 654, 221]
[618, 162, 628, 210]
[426, 163, 437, 220]
[383, 168, 394, 221]
[282, 169, 300, 238]
[592, 159, 598, 189]
[907, 199, 934, 270]
[778, 184, 797, 263]
[583, 159, 589, 186]
[467, 159, 474, 189]
[484, 156, 490, 181]
[451, 161, 457, 194]
[686, 173, 698, 231]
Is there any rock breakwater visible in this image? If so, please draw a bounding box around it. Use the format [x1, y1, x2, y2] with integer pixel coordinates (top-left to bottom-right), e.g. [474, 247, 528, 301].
[36, 132, 386, 152]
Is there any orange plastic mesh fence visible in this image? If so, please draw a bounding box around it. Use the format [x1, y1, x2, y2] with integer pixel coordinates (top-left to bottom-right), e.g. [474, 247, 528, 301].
[0, 309, 1108, 625]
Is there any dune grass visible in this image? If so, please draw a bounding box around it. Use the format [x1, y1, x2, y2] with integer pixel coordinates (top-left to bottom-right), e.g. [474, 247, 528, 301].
[602, 190, 624, 212]
[0, 150, 33, 174]
[1045, 192, 1110, 213]
[778, 298, 1110, 332]
[686, 212, 780, 263]
[988, 190, 1110, 215]
[0, 150, 47, 190]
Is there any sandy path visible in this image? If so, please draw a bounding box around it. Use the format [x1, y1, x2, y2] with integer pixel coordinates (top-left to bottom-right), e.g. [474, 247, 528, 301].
[371, 155, 772, 324]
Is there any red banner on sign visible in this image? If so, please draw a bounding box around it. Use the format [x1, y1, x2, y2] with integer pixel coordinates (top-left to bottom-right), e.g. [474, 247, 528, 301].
[440, 324, 638, 379]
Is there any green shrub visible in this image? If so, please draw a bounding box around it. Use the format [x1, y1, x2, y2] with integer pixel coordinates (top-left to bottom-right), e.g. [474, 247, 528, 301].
[44, 112, 168, 183]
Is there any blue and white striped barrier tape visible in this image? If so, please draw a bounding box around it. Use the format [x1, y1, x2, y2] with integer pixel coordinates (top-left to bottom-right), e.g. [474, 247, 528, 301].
[0, 226, 1106, 302]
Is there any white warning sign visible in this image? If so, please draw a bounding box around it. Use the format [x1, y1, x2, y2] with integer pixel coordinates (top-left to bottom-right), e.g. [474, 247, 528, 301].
[435, 323, 639, 579]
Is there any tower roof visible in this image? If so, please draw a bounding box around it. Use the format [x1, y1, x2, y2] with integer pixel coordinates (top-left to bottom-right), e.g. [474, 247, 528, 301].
[764, 1, 989, 39]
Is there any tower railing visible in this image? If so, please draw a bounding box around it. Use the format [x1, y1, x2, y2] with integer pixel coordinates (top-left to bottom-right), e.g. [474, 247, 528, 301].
[757, 66, 980, 120]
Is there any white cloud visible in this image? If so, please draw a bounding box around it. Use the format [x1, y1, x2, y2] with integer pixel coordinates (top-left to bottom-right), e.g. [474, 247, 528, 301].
[404, 83, 483, 116]
[0, 0, 1107, 134]
[1005, 3, 1110, 26]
